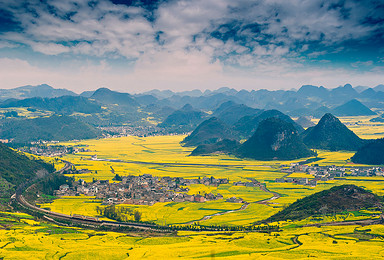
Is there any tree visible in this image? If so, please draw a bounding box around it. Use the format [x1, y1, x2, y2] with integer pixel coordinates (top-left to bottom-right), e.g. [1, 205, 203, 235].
[113, 174, 122, 181]
[134, 210, 142, 222]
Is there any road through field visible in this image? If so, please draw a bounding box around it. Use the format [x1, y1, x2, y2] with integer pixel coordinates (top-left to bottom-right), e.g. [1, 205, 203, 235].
[88, 158, 271, 169]
[182, 182, 281, 225]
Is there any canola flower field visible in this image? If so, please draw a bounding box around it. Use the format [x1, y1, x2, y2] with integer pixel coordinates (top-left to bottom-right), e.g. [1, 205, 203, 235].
[1, 211, 384, 259]
[45, 131, 384, 227]
[2, 116, 384, 258]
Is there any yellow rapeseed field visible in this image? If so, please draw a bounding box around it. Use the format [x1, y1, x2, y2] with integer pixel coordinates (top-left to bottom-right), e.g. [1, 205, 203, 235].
[5, 117, 383, 258]
[1, 211, 384, 259]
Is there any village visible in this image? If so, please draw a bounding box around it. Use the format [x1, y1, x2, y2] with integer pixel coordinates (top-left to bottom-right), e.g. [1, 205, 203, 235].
[19, 144, 90, 157]
[276, 163, 384, 187]
[53, 161, 384, 207]
[54, 174, 248, 206]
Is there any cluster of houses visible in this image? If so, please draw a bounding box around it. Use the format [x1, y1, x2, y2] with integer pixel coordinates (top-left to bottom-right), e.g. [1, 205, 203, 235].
[100, 125, 174, 138]
[276, 163, 384, 187]
[54, 174, 243, 206]
[20, 144, 90, 157]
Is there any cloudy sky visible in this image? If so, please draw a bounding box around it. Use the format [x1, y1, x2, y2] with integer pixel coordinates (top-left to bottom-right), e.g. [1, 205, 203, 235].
[0, 0, 383, 93]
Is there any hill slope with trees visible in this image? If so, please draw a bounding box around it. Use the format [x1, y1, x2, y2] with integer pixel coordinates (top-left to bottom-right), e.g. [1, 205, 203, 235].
[351, 138, 384, 165]
[332, 99, 376, 116]
[1, 96, 102, 115]
[266, 185, 383, 222]
[0, 115, 101, 143]
[234, 109, 304, 138]
[181, 117, 236, 147]
[302, 113, 365, 151]
[0, 143, 54, 205]
[158, 104, 207, 132]
[236, 117, 315, 160]
[190, 139, 240, 156]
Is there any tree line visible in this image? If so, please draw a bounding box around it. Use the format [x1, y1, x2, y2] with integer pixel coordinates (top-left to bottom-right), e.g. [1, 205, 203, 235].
[96, 205, 142, 222]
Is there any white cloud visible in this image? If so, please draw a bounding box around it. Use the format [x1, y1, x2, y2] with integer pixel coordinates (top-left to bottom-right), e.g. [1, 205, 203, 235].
[30, 42, 71, 55]
[0, 0, 383, 92]
[1, 57, 384, 94]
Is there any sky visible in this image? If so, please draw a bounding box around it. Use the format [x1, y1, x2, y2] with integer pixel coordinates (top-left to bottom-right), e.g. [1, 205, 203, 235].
[0, 0, 383, 93]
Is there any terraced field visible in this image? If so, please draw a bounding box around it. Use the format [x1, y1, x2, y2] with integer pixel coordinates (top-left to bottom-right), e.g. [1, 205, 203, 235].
[5, 116, 383, 258]
[40, 130, 383, 227]
[1, 211, 384, 259]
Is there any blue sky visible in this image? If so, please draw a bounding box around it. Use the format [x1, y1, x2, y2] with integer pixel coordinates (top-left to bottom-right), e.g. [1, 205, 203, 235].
[0, 0, 383, 92]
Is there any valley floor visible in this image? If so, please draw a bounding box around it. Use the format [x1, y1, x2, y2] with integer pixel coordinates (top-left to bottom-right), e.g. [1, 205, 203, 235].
[1, 211, 384, 259]
[2, 116, 384, 259]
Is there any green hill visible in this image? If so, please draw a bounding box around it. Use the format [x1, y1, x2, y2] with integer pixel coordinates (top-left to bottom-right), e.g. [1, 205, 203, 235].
[0, 115, 101, 143]
[234, 109, 304, 138]
[351, 138, 384, 165]
[266, 185, 382, 222]
[181, 117, 236, 147]
[312, 106, 332, 118]
[332, 99, 376, 116]
[213, 101, 260, 125]
[90, 88, 139, 108]
[236, 117, 315, 160]
[1, 96, 102, 114]
[302, 113, 364, 151]
[0, 84, 77, 100]
[190, 139, 240, 156]
[295, 116, 315, 128]
[0, 143, 54, 204]
[159, 104, 207, 132]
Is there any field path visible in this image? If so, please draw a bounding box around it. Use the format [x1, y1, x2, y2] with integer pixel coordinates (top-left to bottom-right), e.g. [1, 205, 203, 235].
[256, 183, 281, 205]
[88, 158, 271, 169]
[182, 202, 250, 225]
[182, 182, 281, 225]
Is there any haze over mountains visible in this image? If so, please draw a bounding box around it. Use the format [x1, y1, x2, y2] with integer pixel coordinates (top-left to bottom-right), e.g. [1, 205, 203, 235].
[0, 83, 382, 117]
[0, 83, 382, 159]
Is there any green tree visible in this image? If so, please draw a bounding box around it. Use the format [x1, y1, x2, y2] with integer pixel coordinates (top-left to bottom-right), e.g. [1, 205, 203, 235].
[134, 210, 142, 222]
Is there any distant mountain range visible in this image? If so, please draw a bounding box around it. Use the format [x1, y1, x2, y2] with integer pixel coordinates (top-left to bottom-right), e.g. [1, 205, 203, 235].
[0, 83, 382, 145]
[1, 83, 383, 118]
[0, 84, 76, 101]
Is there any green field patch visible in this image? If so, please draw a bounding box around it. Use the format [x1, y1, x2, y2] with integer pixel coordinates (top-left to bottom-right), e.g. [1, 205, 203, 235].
[135, 237, 191, 245]
[36, 226, 81, 235]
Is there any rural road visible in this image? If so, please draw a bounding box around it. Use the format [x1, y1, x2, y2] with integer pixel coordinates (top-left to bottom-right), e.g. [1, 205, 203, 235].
[183, 181, 281, 225]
